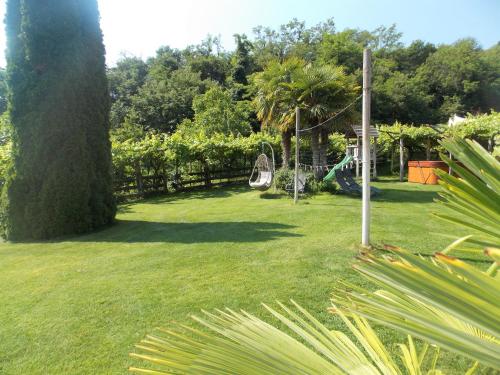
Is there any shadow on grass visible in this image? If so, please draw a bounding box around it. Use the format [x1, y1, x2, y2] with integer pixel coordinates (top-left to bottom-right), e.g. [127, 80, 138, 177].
[117, 186, 248, 208]
[74, 220, 301, 243]
[259, 192, 288, 199]
[372, 188, 438, 204]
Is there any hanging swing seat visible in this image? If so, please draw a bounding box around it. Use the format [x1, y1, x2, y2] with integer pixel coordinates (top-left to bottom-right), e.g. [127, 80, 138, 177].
[249, 154, 274, 191]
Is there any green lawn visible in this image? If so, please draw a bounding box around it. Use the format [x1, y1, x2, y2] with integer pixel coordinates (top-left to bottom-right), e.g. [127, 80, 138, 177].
[0, 179, 483, 374]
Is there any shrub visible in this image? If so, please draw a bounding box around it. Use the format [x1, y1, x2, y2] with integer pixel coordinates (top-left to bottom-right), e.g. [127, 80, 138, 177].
[304, 173, 337, 194]
[274, 168, 294, 191]
[274, 169, 337, 195]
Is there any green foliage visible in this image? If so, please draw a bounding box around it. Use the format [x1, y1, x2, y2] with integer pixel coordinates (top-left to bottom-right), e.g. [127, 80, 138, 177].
[443, 111, 500, 142]
[252, 18, 335, 66]
[105, 19, 499, 133]
[129, 68, 210, 133]
[328, 132, 347, 158]
[434, 138, 500, 251]
[0, 68, 8, 115]
[333, 245, 500, 370]
[111, 125, 281, 192]
[273, 168, 337, 195]
[1, 0, 116, 240]
[372, 67, 433, 124]
[317, 28, 366, 73]
[189, 86, 252, 136]
[274, 168, 294, 190]
[304, 172, 337, 194]
[130, 301, 445, 375]
[376, 122, 440, 163]
[416, 38, 499, 121]
[108, 57, 148, 128]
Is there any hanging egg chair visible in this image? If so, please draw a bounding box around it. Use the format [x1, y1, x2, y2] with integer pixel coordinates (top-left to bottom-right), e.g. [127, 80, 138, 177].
[249, 142, 275, 191]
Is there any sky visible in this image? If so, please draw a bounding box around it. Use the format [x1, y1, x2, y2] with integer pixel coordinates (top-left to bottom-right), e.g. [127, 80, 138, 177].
[0, 0, 498, 68]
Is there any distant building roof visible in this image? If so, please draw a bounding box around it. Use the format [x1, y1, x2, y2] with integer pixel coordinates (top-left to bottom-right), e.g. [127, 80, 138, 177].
[448, 114, 466, 127]
[350, 124, 379, 138]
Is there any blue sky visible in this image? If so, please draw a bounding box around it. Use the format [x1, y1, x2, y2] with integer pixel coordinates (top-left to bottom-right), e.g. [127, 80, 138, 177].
[0, 0, 498, 67]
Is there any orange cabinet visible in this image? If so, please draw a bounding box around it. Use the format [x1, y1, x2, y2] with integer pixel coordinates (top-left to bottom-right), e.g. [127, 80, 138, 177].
[408, 161, 448, 185]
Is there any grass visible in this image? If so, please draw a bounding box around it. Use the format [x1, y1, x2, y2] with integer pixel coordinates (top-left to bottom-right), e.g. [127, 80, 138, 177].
[0, 179, 486, 374]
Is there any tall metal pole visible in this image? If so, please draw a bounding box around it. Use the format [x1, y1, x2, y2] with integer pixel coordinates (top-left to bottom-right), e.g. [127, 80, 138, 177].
[294, 107, 300, 204]
[361, 49, 372, 247]
[355, 136, 360, 177]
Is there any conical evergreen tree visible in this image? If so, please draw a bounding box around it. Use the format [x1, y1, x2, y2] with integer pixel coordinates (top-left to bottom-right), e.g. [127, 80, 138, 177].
[1, 0, 116, 240]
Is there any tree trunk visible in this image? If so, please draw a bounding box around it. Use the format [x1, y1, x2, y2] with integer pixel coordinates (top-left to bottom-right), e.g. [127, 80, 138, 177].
[281, 129, 292, 169]
[399, 136, 404, 182]
[202, 160, 211, 187]
[311, 127, 321, 180]
[319, 128, 329, 172]
[390, 145, 395, 173]
[162, 167, 169, 193]
[134, 160, 144, 196]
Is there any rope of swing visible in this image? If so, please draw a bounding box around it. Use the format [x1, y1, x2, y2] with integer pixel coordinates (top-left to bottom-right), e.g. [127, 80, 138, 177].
[298, 94, 363, 133]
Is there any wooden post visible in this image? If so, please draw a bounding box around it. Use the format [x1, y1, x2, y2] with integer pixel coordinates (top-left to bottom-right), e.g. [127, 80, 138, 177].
[399, 134, 404, 182]
[372, 137, 377, 179]
[294, 107, 300, 204]
[356, 136, 360, 177]
[426, 138, 431, 161]
[361, 49, 371, 247]
[390, 144, 395, 173]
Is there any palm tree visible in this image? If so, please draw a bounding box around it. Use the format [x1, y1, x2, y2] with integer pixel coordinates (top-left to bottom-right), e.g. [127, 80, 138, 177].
[252, 60, 359, 176]
[251, 58, 304, 169]
[290, 63, 359, 179]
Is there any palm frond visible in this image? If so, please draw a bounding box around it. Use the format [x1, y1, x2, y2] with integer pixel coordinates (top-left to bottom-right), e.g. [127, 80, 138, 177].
[332, 246, 500, 370]
[433, 138, 500, 252]
[130, 301, 444, 374]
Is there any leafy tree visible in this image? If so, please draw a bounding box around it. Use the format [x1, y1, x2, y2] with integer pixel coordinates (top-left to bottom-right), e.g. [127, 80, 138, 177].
[372, 68, 433, 124]
[230, 34, 255, 100]
[252, 18, 335, 66]
[416, 38, 489, 120]
[178, 86, 252, 137]
[129, 68, 210, 133]
[479, 42, 500, 112]
[0, 69, 8, 115]
[369, 24, 403, 53]
[108, 56, 148, 128]
[389, 40, 436, 74]
[232, 34, 254, 85]
[187, 54, 230, 85]
[317, 29, 365, 74]
[1, 0, 115, 240]
[147, 46, 183, 78]
[184, 35, 230, 84]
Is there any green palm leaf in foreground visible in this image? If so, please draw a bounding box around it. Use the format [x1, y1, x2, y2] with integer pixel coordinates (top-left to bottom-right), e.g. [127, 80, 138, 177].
[332, 245, 500, 370]
[434, 138, 500, 251]
[129, 301, 443, 374]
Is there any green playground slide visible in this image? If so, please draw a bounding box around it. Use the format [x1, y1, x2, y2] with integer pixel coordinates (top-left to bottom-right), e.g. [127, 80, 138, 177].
[323, 155, 353, 182]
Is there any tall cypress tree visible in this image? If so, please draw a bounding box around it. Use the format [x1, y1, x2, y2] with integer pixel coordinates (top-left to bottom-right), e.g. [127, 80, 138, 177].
[1, 0, 116, 240]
